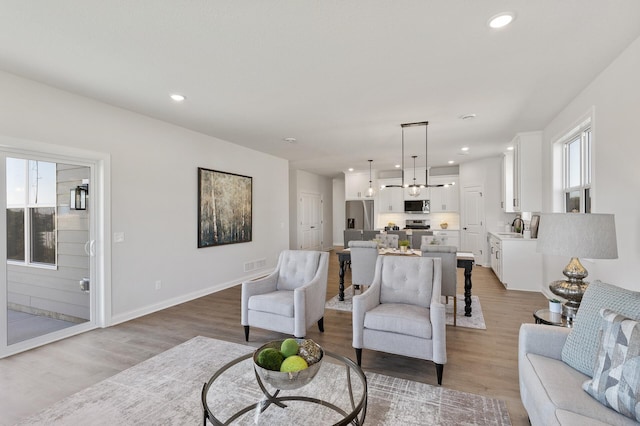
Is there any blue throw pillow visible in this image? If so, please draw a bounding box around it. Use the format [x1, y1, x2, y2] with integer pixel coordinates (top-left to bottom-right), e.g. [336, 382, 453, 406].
[562, 280, 640, 376]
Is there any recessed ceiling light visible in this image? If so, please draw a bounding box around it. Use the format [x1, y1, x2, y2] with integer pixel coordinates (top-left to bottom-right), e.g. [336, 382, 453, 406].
[459, 113, 477, 120]
[283, 137, 297, 144]
[488, 12, 515, 29]
[461, 147, 470, 152]
[394, 164, 401, 168]
[348, 168, 354, 172]
[170, 94, 185, 102]
[448, 160, 455, 164]
[507, 146, 514, 151]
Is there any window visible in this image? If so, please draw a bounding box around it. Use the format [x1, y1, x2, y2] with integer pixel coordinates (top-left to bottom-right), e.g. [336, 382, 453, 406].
[6, 158, 57, 267]
[562, 125, 591, 213]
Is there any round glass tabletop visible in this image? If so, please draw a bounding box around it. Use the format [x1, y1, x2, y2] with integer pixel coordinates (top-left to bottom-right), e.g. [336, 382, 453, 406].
[202, 350, 367, 425]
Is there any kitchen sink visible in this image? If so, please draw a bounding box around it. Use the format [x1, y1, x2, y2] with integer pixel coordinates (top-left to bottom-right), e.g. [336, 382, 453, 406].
[496, 232, 523, 238]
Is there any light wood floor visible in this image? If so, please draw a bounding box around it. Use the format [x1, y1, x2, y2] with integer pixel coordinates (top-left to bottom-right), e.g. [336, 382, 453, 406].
[0, 247, 546, 426]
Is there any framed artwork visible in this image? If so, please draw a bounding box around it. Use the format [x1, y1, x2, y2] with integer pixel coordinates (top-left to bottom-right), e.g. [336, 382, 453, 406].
[198, 167, 252, 248]
[530, 214, 540, 239]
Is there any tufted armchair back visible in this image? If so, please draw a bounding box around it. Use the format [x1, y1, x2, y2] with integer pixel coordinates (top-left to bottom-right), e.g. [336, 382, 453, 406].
[378, 256, 436, 308]
[276, 250, 322, 291]
[376, 233, 399, 249]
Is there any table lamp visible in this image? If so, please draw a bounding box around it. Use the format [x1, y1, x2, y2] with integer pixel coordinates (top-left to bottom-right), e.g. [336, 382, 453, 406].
[536, 213, 618, 319]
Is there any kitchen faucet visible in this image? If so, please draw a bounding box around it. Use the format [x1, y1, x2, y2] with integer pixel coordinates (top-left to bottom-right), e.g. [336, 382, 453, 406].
[512, 216, 525, 234]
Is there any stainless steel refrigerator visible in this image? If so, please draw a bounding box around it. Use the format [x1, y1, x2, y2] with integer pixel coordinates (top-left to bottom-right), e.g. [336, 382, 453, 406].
[346, 200, 374, 230]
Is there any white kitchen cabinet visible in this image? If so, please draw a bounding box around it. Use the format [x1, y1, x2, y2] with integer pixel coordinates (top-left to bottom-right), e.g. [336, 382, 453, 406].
[378, 178, 404, 213]
[345, 172, 375, 200]
[501, 151, 514, 212]
[489, 234, 502, 281]
[488, 233, 542, 292]
[428, 175, 459, 212]
[511, 132, 542, 212]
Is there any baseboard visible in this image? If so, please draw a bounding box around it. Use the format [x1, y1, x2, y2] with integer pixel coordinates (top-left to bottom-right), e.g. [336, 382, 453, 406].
[109, 269, 273, 326]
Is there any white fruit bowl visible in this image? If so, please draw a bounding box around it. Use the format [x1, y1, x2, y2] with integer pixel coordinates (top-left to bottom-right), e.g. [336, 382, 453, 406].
[252, 339, 323, 390]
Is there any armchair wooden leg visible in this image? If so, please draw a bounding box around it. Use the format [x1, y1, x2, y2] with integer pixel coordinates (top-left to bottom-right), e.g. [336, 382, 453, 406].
[435, 363, 444, 385]
[244, 326, 249, 342]
[355, 348, 362, 366]
[317, 317, 324, 333]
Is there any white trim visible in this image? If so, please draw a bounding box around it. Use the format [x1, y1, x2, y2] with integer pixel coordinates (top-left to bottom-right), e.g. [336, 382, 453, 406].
[551, 106, 595, 213]
[110, 270, 273, 326]
[0, 134, 111, 358]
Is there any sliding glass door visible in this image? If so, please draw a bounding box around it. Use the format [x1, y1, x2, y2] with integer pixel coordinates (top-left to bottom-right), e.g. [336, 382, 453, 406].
[1, 152, 98, 356]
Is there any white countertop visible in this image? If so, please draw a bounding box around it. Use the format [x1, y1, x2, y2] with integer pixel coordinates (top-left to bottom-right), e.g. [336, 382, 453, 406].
[488, 231, 538, 242]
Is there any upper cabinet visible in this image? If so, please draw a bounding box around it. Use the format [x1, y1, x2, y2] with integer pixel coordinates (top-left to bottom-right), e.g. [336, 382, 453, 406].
[511, 132, 542, 212]
[501, 151, 515, 212]
[378, 178, 404, 213]
[429, 175, 459, 212]
[345, 172, 375, 200]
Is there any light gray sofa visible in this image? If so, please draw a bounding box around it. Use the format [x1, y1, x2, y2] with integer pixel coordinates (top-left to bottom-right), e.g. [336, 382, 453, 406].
[519, 280, 640, 426]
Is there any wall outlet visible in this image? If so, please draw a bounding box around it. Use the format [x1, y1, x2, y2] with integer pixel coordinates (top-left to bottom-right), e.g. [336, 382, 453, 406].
[155, 280, 161, 290]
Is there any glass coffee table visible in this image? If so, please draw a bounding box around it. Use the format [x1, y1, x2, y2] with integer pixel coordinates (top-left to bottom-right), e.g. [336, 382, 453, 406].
[201, 350, 367, 425]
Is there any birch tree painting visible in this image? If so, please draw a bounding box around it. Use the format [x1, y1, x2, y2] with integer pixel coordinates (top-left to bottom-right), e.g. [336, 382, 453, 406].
[198, 168, 252, 247]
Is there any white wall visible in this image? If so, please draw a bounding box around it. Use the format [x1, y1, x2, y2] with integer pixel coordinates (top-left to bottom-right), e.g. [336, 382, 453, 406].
[0, 70, 290, 324]
[541, 35, 640, 291]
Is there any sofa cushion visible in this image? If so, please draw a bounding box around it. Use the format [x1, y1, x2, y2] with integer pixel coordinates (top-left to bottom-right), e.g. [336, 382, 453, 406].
[583, 309, 640, 422]
[363, 303, 432, 339]
[562, 280, 640, 377]
[525, 353, 638, 426]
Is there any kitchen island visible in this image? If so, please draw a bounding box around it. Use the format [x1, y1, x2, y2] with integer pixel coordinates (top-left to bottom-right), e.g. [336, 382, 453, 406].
[488, 232, 542, 292]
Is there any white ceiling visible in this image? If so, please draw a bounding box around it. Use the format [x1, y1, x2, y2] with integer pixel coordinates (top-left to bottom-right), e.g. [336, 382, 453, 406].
[1, 1, 640, 177]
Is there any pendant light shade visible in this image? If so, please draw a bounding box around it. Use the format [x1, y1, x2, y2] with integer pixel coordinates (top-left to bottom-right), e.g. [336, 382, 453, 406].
[365, 159, 375, 197]
[407, 155, 422, 197]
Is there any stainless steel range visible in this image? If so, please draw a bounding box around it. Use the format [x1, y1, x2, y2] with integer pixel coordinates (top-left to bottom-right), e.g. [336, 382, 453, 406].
[404, 219, 431, 230]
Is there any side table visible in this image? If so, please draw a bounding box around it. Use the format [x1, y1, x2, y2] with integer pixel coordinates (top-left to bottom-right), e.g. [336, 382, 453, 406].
[533, 309, 573, 328]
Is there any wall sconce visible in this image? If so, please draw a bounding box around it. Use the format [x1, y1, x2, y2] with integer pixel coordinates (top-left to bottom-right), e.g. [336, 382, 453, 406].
[70, 182, 88, 210]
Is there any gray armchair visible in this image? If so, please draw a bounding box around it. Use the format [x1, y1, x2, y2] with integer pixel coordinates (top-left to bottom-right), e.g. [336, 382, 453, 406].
[241, 250, 329, 341]
[348, 240, 378, 291]
[421, 245, 458, 326]
[352, 256, 447, 384]
[375, 233, 399, 249]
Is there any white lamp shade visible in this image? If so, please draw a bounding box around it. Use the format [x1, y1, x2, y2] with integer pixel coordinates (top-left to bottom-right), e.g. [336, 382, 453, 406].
[536, 213, 618, 259]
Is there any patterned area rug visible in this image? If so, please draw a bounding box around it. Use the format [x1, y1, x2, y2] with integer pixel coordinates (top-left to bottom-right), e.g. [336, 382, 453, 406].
[18, 337, 508, 425]
[325, 287, 487, 330]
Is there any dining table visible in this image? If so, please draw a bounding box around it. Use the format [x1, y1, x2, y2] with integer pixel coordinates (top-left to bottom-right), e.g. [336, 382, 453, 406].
[336, 248, 476, 317]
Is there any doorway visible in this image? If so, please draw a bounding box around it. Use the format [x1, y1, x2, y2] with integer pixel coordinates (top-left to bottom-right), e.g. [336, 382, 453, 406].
[461, 185, 485, 263]
[1, 146, 108, 358]
[298, 192, 322, 250]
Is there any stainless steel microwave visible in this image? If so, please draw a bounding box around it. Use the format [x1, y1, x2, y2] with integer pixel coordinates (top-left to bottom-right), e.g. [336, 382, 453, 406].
[404, 200, 430, 214]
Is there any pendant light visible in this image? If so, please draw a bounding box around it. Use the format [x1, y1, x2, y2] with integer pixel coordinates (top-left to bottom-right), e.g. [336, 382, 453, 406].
[382, 120, 453, 190]
[365, 159, 375, 197]
[407, 155, 422, 197]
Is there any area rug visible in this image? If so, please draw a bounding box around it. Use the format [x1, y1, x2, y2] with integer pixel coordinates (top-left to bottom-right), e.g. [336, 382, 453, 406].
[18, 336, 509, 425]
[325, 287, 487, 330]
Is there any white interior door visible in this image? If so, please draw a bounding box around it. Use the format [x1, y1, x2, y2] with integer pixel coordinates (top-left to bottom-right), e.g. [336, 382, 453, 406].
[299, 192, 322, 250]
[1, 147, 106, 358]
[461, 185, 485, 263]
